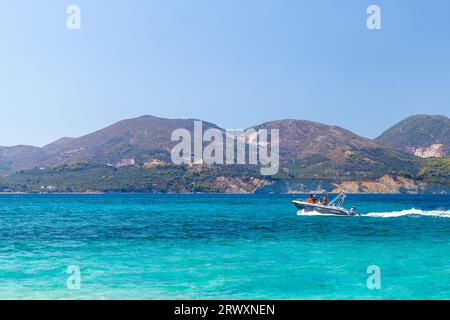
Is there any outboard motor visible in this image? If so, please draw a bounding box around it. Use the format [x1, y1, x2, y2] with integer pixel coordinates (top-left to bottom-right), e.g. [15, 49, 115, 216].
[349, 207, 358, 215]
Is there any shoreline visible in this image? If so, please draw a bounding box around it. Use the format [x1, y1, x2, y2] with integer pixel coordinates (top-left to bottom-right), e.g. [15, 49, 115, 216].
[0, 192, 449, 195]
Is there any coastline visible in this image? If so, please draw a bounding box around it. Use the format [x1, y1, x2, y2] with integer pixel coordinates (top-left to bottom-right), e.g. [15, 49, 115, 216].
[0, 191, 448, 195]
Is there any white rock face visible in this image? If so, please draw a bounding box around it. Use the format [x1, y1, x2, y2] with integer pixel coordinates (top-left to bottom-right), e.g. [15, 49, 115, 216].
[414, 144, 445, 158]
[115, 158, 136, 167]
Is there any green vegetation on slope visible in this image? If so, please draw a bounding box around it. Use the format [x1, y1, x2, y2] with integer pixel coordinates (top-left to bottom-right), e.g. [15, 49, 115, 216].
[0, 163, 263, 193]
[418, 157, 450, 183]
[0, 156, 448, 193]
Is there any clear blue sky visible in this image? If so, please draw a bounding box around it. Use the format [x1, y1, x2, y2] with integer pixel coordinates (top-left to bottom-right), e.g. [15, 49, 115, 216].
[0, 0, 449, 146]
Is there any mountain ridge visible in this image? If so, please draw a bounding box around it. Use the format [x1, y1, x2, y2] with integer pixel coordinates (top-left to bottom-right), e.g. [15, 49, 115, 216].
[0, 114, 448, 194]
[0, 115, 415, 174]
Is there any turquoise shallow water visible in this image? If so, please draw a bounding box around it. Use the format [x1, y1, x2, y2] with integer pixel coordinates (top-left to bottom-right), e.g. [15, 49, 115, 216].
[0, 194, 450, 300]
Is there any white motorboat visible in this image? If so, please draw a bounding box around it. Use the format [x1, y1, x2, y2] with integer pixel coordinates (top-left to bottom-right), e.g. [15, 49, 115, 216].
[292, 193, 357, 216]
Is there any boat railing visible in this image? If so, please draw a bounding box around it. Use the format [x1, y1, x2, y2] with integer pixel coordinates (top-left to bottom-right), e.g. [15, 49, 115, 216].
[329, 192, 346, 208]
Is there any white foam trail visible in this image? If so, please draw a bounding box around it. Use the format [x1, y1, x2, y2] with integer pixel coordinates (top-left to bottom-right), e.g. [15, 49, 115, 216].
[296, 210, 344, 217]
[296, 208, 450, 218]
[364, 208, 450, 218]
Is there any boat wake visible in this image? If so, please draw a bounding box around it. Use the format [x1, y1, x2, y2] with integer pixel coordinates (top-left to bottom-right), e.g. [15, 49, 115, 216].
[296, 210, 345, 217]
[297, 208, 450, 218]
[364, 208, 450, 218]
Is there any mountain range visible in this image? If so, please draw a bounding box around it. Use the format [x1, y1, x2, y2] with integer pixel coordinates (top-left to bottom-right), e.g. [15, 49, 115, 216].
[0, 114, 448, 194]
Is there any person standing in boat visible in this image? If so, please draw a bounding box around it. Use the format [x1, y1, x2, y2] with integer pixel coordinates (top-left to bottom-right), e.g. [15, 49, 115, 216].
[320, 192, 329, 206]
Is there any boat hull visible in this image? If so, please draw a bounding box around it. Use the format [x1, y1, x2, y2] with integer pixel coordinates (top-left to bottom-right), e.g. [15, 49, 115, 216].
[292, 200, 352, 216]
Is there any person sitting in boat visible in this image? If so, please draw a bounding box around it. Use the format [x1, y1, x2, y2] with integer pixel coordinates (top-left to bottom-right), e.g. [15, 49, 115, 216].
[320, 192, 329, 206]
[306, 194, 317, 204]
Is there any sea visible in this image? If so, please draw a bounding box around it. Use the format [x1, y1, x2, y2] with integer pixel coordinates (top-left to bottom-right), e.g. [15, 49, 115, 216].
[0, 194, 449, 300]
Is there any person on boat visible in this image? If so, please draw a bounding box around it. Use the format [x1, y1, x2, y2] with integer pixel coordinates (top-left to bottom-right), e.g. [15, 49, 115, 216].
[320, 192, 329, 206]
[306, 194, 317, 204]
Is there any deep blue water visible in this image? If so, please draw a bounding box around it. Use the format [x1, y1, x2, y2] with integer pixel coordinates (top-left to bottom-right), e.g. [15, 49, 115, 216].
[0, 194, 449, 299]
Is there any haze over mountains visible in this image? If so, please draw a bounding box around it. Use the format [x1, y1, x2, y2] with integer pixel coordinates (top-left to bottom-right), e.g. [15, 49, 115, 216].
[0, 114, 448, 194]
